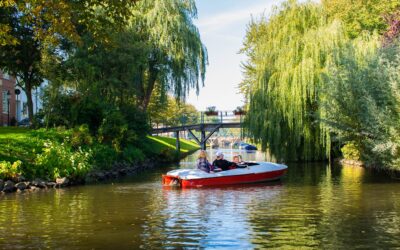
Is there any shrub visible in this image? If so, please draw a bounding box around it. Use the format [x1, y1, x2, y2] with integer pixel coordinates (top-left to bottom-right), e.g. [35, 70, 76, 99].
[341, 142, 362, 161]
[98, 110, 128, 152]
[122, 145, 145, 163]
[70, 124, 93, 149]
[35, 141, 92, 179]
[91, 144, 118, 170]
[0, 161, 22, 180]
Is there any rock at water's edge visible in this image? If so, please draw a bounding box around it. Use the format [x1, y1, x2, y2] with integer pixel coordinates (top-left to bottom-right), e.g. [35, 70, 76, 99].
[3, 180, 16, 193]
[56, 177, 69, 186]
[0, 179, 4, 192]
[15, 182, 27, 191]
[32, 179, 47, 188]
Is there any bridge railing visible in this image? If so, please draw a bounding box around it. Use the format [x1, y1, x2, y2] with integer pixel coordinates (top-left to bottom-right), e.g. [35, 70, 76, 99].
[150, 110, 245, 129]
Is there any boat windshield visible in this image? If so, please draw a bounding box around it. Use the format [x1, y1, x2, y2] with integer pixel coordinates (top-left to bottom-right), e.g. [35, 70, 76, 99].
[236, 162, 259, 168]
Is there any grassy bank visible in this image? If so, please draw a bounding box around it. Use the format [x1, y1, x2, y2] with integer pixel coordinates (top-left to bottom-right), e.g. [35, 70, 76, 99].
[0, 127, 199, 181]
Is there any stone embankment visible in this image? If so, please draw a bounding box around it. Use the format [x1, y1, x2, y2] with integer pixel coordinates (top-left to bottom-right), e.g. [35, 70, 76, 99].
[0, 159, 157, 194]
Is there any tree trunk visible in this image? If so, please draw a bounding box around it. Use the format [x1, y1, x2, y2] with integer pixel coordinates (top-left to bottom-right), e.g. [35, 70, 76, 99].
[25, 81, 34, 127]
[141, 61, 158, 110]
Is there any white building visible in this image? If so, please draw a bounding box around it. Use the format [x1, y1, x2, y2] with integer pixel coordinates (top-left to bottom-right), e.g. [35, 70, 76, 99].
[15, 85, 44, 122]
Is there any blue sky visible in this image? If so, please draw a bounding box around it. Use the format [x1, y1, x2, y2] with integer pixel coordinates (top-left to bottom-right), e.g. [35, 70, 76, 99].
[187, 0, 285, 111]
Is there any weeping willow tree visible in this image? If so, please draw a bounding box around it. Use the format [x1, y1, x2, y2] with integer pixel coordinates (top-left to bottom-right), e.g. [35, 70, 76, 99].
[241, 0, 349, 161]
[131, 0, 208, 109]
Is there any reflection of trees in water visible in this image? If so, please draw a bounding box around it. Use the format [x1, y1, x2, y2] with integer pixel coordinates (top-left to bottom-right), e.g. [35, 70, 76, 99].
[247, 163, 400, 249]
[1, 161, 399, 249]
[0, 189, 94, 248]
[140, 185, 283, 248]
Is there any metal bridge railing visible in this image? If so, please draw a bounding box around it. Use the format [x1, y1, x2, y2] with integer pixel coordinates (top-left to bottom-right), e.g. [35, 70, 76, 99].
[151, 110, 245, 129]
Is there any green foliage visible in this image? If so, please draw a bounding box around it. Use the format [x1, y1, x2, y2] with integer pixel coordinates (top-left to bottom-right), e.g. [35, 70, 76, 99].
[0, 160, 22, 180]
[341, 143, 362, 161]
[241, 0, 347, 161]
[148, 88, 199, 127]
[70, 125, 94, 149]
[0, 0, 137, 46]
[0, 127, 198, 180]
[322, 0, 400, 38]
[90, 144, 118, 170]
[130, 0, 208, 109]
[322, 41, 400, 170]
[122, 145, 145, 164]
[35, 141, 92, 179]
[241, 0, 400, 168]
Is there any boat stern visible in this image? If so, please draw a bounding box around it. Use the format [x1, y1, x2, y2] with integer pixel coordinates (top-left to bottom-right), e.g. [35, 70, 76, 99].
[162, 175, 182, 187]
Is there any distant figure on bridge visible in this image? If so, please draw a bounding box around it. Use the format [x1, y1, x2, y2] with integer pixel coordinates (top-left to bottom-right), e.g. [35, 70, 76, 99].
[196, 150, 213, 173]
[212, 151, 236, 171]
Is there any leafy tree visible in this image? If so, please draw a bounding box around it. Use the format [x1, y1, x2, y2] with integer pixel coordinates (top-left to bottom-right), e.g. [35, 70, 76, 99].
[0, 0, 137, 46]
[321, 37, 400, 170]
[131, 0, 208, 110]
[0, 1, 138, 126]
[0, 6, 43, 126]
[148, 88, 198, 127]
[322, 0, 400, 38]
[241, 0, 348, 161]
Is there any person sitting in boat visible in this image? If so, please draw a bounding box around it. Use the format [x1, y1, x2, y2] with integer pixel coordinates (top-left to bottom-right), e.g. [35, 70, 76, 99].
[212, 151, 236, 171]
[232, 154, 248, 168]
[196, 150, 213, 173]
[232, 155, 243, 164]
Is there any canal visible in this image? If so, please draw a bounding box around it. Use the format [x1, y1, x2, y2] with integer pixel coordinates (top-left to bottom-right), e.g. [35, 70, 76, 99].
[1, 149, 399, 249]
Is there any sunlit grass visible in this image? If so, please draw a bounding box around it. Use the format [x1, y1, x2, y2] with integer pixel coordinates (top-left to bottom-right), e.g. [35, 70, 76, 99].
[147, 135, 199, 153]
[0, 127, 30, 139]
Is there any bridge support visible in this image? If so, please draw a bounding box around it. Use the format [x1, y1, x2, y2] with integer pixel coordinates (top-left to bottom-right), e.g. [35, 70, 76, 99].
[200, 130, 206, 150]
[188, 125, 221, 150]
[175, 131, 180, 152]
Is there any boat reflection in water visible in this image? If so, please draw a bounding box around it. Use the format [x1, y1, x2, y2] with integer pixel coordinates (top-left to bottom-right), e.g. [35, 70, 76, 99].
[140, 182, 284, 249]
[1, 149, 400, 249]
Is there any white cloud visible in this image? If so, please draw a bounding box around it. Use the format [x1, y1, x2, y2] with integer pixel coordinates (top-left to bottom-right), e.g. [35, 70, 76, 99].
[195, 2, 273, 34]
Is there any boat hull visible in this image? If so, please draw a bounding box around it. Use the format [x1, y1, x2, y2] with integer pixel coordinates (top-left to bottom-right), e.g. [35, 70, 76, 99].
[162, 163, 287, 188]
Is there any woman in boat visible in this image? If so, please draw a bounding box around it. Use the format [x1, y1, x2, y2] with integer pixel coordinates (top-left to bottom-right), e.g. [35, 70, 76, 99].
[196, 150, 213, 173]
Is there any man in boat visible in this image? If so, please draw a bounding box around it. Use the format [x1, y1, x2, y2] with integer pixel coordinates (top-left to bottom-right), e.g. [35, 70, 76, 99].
[212, 151, 236, 171]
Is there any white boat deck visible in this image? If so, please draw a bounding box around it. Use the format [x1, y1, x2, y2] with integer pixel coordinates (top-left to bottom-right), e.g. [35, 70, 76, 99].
[166, 162, 287, 180]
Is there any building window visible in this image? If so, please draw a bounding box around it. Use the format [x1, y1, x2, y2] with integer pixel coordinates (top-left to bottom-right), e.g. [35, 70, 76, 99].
[2, 91, 8, 114]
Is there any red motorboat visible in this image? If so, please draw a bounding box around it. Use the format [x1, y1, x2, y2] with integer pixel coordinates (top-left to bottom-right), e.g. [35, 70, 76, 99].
[162, 162, 287, 188]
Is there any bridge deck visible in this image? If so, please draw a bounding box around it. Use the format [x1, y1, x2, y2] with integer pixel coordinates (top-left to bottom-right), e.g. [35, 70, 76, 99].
[151, 122, 241, 134]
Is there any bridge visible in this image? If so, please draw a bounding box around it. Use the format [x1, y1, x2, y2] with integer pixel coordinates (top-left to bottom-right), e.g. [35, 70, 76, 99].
[151, 110, 245, 150]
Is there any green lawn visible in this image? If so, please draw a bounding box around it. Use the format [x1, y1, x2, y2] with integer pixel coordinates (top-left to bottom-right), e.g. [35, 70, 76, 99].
[146, 135, 200, 154]
[0, 127, 40, 164]
[0, 127, 199, 173]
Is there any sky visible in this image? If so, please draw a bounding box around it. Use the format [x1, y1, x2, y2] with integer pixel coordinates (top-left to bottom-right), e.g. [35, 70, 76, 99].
[186, 0, 285, 111]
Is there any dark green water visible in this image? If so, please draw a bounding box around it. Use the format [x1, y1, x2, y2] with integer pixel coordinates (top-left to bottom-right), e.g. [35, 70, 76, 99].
[1, 149, 399, 249]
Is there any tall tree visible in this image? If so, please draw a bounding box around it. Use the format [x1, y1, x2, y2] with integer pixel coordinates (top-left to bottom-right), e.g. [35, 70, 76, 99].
[0, 1, 137, 125]
[241, 0, 348, 161]
[131, 0, 208, 110]
[0, 6, 43, 125]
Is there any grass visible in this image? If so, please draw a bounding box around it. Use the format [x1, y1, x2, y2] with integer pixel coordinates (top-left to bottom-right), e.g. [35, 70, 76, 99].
[0, 127, 200, 180]
[0, 127, 42, 164]
[146, 135, 200, 154]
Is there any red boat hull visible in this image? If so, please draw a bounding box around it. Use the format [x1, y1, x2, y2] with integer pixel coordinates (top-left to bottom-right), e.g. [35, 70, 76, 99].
[162, 169, 287, 188]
